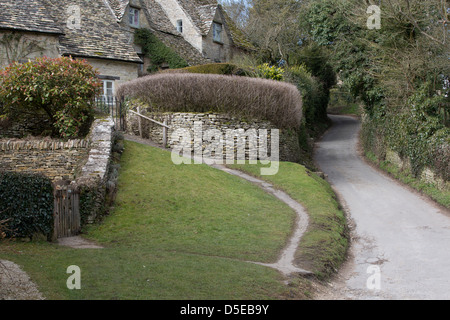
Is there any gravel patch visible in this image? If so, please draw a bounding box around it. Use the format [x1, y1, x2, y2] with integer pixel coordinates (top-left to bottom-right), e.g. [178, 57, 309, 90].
[0, 260, 44, 300]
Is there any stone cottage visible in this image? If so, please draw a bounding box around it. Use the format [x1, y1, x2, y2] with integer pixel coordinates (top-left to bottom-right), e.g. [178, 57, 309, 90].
[107, 0, 211, 71]
[154, 0, 255, 62]
[0, 0, 143, 99]
[0, 0, 253, 97]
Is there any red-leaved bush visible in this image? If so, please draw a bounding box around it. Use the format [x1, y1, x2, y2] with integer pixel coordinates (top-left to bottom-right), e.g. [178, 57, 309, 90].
[0, 56, 101, 138]
[116, 73, 303, 129]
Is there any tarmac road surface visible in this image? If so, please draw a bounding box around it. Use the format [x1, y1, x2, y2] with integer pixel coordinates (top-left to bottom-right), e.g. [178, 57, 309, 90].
[314, 114, 450, 300]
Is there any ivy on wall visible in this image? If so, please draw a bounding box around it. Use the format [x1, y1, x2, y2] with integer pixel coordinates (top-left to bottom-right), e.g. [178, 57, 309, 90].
[0, 171, 53, 239]
[134, 28, 188, 73]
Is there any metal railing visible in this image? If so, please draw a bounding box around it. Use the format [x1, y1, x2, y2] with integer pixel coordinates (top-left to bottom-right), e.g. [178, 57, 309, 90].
[94, 96, 126, 131]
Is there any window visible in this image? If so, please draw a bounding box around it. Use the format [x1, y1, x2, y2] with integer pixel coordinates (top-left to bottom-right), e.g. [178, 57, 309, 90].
[176, 19, 183, 33]
[138, 55, 145, 75]
[213, 23, 222, 43]
[129, 7, 140, 28]
[103, 80, 114, 97]
[95, 80, 115, 110]
[99, 80, 114, 106]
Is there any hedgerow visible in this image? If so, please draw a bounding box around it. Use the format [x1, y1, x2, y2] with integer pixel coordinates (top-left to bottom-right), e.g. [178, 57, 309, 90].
[161, 63, 253, 77]
[284, 65, 329, 129]
[361, 88, 450, 182]
[116, 73, 303, 129]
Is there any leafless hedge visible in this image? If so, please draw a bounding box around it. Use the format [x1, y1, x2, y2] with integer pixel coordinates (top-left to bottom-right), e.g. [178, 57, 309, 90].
[116, 73, 303, 129]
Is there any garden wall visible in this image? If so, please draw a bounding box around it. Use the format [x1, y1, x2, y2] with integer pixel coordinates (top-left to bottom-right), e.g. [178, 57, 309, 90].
[0, 118, 115, 183]
[126, 111, 302, 163]
[73, 118, 116, 224]
[0, 139, 89, 181]
[0, 117, 116, 226]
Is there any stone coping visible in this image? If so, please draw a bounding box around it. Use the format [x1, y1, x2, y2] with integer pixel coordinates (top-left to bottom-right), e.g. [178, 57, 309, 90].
[0, 139, 89, 151]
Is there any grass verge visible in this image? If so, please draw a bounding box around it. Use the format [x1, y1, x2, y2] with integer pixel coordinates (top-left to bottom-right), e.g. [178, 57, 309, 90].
[228, 162, 349, 280]
[365, 151, 450, 209]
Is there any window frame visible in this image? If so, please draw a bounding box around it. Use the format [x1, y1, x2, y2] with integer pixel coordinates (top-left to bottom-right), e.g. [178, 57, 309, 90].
[176, 19, 183, 33]
[213, 22, 223, 43]
[102, 80, 114, 99]
[129, 7, 140, 28]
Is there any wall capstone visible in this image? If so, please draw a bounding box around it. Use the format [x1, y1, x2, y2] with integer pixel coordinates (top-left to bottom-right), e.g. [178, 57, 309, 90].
[73, 117, 115, 224]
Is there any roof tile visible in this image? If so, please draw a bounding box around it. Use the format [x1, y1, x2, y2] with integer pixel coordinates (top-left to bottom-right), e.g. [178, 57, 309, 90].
[0, 0, 62, 34]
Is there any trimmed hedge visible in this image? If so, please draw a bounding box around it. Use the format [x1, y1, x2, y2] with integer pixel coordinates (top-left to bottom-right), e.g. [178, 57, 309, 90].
[0, 171, 53, 239]
[116, 73, 303, 130]
[161, 63, 253, 77]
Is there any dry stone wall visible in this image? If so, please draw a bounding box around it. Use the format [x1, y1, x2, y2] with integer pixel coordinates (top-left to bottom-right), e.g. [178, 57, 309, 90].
[0, 118, 115, 184]
[0, 117, 116, 226]
[0, 139, 89, 181]
[126, 111, 302, 163]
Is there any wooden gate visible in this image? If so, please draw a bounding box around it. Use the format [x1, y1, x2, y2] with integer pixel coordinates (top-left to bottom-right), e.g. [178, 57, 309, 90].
[53, 182, 80, 240]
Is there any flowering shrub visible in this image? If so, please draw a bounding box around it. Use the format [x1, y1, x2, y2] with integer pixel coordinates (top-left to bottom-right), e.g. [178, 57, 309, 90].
[0, 56, 101, 138]
[257, 63, 285, 81]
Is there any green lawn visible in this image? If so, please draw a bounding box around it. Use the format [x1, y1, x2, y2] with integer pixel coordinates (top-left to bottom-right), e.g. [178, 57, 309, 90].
[0, 140, 348, 299]
[0, 141, 310, 299]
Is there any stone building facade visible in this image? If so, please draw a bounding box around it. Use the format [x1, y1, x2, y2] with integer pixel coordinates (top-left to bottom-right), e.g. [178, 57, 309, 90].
[0, 0, 143, 99]
[152, 0, 255, 63]
[0, 0, 253, 95]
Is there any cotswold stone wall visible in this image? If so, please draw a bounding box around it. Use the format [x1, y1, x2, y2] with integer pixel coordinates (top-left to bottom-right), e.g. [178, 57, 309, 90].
[0, 113, 53, 138]
[385, 149, 449, 192]
[0, 118, 115, 184]
[0, 139, 89, 181]
[0, 118, 116, 226]
[76, 118, 115, 183]
[73, 118, 116, 224]
[126, 112, 302, 163]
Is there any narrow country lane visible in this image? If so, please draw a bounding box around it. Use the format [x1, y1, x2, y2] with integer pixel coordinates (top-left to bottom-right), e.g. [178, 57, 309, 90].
[314, 115, 450, 300]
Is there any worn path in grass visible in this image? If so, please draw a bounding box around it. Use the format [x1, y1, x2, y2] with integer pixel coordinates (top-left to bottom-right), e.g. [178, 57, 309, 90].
[314, 115, 450, 300]
[124, 134, 312, 277]
[210, 164, 312, 276]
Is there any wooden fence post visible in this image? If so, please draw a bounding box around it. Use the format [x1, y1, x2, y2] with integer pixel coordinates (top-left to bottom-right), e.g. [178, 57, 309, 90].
[137, 106, 143, 138]
[163, 119, 167, 148]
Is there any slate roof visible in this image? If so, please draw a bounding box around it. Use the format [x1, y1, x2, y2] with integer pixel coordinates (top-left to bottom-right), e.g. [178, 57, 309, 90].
[142, 0, 179, 35]
[219, 6, 256, 51]
[176, 0, 255, 51]
[43, 0, 142, 63]
[105, 0, 130, 22]
[0, 0, 63, 34]
[177, 0, 217, 36]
